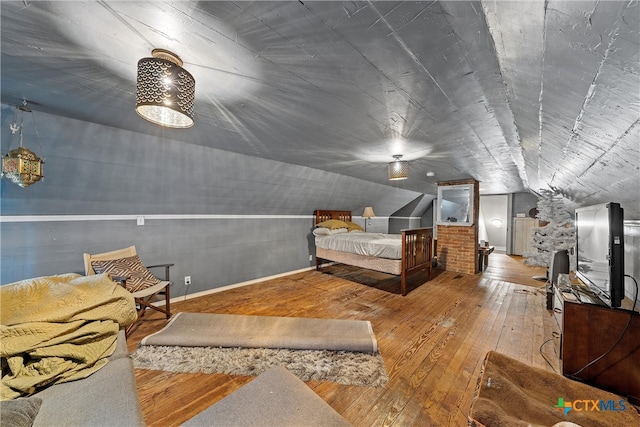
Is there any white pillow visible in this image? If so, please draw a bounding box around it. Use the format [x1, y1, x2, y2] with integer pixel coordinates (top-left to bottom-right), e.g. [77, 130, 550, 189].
[313, 227, 348, 236]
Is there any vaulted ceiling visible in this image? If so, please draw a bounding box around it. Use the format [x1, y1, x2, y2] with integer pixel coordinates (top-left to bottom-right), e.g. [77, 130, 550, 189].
[1, 1, 638, 217]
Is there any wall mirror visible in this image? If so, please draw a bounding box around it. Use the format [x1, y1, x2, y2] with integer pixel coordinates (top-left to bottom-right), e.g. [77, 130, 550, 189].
[436, 184, 474, 226]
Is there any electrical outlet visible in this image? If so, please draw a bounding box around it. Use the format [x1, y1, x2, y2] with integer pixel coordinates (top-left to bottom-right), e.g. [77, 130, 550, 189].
[184, 276, 191, 286]
[136, 216, 145, 226]
[309, 254, 313, 261]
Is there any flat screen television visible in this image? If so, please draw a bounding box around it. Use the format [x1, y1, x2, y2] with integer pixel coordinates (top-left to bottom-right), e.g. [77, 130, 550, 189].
[575, 202, 625, 308]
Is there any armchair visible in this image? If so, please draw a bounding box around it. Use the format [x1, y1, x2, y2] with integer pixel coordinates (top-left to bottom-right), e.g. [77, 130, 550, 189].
[83, 245, 172, 335]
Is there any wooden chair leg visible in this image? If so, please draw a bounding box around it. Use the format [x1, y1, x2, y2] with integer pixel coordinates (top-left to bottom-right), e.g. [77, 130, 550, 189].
[124, 316, 142, 337]
[136, 296, 169, 317]
[164, 287, 171, 319]
[124, 289, 172, 338]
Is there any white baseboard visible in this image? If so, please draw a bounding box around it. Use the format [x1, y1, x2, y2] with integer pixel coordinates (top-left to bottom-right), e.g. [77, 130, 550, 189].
[172, 265, 324, 303]
[147, 261, 336, 306]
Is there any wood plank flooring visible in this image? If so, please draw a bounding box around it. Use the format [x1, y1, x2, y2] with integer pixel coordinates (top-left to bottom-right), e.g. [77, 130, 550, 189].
[128, 254, 561, 426]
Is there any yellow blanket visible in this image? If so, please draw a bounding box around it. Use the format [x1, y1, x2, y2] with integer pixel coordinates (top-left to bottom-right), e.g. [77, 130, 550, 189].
[1, 273, 137, 400]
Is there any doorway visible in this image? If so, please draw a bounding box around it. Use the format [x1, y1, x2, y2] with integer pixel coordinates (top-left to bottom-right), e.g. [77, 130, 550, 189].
[479, 195, 508, 252]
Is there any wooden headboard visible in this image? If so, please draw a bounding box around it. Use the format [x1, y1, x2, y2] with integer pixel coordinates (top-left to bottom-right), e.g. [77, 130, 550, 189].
[314, 210, 352, 224]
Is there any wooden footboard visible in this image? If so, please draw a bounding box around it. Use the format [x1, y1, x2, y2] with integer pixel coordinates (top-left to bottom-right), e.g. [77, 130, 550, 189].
[401, 228, 433, 296]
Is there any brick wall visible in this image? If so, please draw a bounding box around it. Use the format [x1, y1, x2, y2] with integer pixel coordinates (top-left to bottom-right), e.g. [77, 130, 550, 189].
[437, 225, 478, 274]
[436, 179, 479, 274]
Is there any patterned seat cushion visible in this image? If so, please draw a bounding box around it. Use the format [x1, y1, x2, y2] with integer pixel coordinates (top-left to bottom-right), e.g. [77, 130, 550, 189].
[91, 255, 160, 293]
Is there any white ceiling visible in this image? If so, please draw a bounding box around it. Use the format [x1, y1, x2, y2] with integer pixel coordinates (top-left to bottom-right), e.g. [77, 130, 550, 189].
[1, 1, 638, 217]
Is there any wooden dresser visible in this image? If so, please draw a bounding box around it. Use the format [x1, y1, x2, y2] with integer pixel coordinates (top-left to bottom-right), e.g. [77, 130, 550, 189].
[553, 287, 640, 405]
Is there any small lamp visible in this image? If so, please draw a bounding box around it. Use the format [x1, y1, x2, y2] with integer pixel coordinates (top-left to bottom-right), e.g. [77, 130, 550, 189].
[136, 49, 195, 128]
[362, 206, 375, 232]
[388, 155, 408, 180]
[1, 101, 44, 188]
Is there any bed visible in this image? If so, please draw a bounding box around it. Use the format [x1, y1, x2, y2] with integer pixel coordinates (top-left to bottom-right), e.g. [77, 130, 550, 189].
[314, 210, 433, 296]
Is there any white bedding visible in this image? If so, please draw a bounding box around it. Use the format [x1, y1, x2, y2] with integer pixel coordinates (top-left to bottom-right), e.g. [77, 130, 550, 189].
[315, 232, 402, 259]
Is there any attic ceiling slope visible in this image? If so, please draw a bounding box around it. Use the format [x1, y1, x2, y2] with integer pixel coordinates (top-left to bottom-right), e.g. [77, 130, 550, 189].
[483, 0, 639, 219]
[1, 1, 638, 217]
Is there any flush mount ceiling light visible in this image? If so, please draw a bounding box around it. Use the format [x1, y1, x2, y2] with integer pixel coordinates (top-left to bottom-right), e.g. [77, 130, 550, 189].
[136, 49, 195, 128]
[388, 155, 408, 180]
[1, 100, 45, 188]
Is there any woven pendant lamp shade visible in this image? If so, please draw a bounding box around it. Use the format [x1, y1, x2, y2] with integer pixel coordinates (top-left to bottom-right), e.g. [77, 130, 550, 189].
[388, 155, 408, 180]
[136, 49, 195, 128]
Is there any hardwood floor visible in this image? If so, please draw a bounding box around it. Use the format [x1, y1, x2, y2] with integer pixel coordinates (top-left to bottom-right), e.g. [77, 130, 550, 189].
[128, 254, 560, 426]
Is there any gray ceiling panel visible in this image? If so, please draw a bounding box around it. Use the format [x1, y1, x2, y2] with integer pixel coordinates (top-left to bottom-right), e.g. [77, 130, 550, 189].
[1, 1, 638, 217]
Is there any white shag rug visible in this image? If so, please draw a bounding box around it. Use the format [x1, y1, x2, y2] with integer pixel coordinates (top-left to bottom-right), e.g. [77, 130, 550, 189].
[132, 345, 389, 387]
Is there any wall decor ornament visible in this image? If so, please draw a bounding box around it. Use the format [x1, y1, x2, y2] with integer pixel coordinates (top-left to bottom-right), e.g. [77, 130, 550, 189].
[136, 49, 195, 128]
[1, 101, 44, 188]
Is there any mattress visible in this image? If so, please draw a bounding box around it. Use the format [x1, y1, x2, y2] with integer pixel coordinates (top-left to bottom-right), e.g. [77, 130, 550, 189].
[315, 232, 402, 259]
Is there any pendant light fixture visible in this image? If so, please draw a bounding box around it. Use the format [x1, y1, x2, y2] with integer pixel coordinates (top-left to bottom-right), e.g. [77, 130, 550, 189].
[136, 49, 195, 128]
[388, 155, 408, 180]
[1, 101, 45, 188]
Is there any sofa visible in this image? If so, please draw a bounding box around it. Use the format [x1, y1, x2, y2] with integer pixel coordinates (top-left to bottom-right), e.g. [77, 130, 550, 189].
[1, 330, 145, 427]
[1, 274, 144, 426]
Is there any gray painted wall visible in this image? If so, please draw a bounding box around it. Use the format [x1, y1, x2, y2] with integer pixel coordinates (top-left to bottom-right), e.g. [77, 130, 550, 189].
[512, 192, 539, 219]
[388, 217, 423, 235]
[1, 109, 425, 289]
[2, 217, 314, 297]
[388, 194, 433, 233]
[420, 201, 435, 229]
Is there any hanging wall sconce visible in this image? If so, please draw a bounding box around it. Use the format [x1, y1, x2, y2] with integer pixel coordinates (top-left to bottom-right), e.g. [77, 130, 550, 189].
[136, 49, 195, 128]
[1, 100, 45, 188]
[388, 155, 408, 180]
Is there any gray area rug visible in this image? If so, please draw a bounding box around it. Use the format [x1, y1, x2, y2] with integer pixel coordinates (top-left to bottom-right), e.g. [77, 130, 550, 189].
[132, 345, 389, 387]
[181, 366, 352, 427]
[140, 312, 378, 353]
